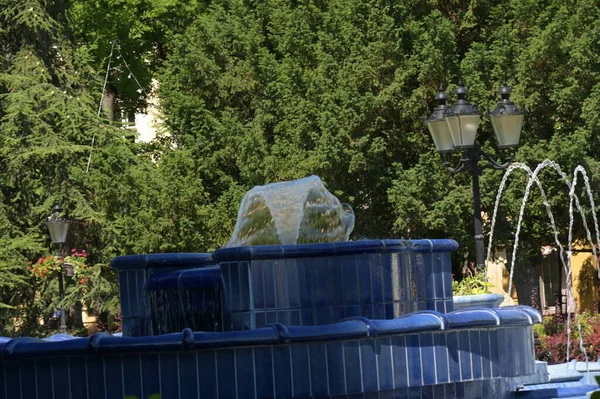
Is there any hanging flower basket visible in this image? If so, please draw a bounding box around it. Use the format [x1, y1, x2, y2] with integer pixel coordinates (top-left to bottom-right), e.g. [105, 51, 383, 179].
[29, 249, 93, 285]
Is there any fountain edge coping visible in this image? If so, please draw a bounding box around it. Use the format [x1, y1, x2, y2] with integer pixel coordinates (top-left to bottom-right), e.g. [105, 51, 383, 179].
[0, 306, 539, 359]
[212, 239, 459, 262]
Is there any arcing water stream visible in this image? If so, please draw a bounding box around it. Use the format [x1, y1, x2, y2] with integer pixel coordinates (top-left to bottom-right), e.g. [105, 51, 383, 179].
[487, 160, 599, 368]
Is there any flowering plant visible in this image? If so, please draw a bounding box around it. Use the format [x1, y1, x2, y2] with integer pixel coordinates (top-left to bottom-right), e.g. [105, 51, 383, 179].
[64, 249, 93, 284]
[29, 256, 63, 278]
[29, 249, 93, 285]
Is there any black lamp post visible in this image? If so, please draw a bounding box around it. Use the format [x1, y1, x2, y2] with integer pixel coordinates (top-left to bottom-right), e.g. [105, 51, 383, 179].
[425, 80, 524, 270]
[46, 201, 71, 334]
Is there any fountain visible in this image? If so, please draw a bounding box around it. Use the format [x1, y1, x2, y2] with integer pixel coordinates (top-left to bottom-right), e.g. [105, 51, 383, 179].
[0, 175, 584, 399]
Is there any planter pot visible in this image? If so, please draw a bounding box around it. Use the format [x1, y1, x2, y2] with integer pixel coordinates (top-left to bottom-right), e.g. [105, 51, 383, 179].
[63, 262, 74, 277]
[452, 293, 504, 310]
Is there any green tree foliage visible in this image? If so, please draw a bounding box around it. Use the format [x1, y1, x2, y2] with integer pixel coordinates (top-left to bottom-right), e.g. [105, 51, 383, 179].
[160, 0, 600, 305]
[2, 0, 600, 336]
[0, 0, 156, 335]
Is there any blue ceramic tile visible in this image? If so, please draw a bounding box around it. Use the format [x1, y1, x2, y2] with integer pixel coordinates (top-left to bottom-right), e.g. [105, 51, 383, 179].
[385, 303, 394, 319]
[86, 356, 106, 399]
[118, 271, 130, 317]
[433, 384, 445, 399]
[301, 308, 314, 326]
[441, 256, 453, 299]
[177, 352, 198, 398]
[376, 337, 394, 390]
[239, 261, 251, 311]
[489, 329, 500, 377]
[254, 347, 274, 398]
[327, 342, 346, 395]
[255, 311, 266, 328]
[274, 259, 289, 309]
[398, 255, 410, 301]
[421, 386, 434, 398]
[286, 259, 301, 308]
[395, 387, 410, 398]
[445, 382, 456, 398]
[357, 255, 373, 304]
[370, 259, 384, 304]
[263, 261, 276, 309]
[289, 309, 301, 326]
[266, 310, 277, 325]
[3, 362, 20, 399]
[445, 299, 454, 313]
[406, 334, 422, 387]
[310, 343, 329, 396]
[328, 258, 344, 306]
[252, 261, 265, 309]
[434, 333, 449, 384]
[217, 349, 236, 399]
[420, 333, 436, 385]
[470, 330, 482, 379]
[104, 355, 124, 399]
[346, 305, 361, 318]
[276, 310, 290, 325]
[274, 346, 293, 397]
[51, 357, 71, 399]
[434, 300, 445, 313]
[342, 256, 359, 305]
[360, 341, 378, 392]
[292, 344, 311, 397]
[159, 353, 179, 399]
[312, 259, 329, 307]
[458, 330, 472, 381]
[464, 380, 483, 398]
[235, 348, 256, 399]
[373, 303, 385, 319]
[479, 330, 491, 379]
[344, 341, 362, 393]
[222, 312, 233, 331]
[414, 254, 426, 301]
[122, 355, 142, 398]
[297, 259, 314, 308]
[447, 331, 460, 382]
[221, 263, 233, 310]
[455, 381, 465, 399]
[409, 386, 422, 399]
[360, 304, 374, 319]
[329, 305, 344, 322]
[243, 311, 254, 330]
[391, 336, 408, 388]
[315, 307, 331, 325]
[20, 359, 38, 399]
[381, 254, 394, 303]
[140, 354, 160, 398]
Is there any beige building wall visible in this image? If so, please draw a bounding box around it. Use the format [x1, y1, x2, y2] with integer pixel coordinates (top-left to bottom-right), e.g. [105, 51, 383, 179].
[486, 246, 598, 312]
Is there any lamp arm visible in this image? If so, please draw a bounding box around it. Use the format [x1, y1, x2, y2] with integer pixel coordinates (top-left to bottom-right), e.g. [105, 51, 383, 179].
[442, 155, 466, 173]
[479, 148, 511, 170]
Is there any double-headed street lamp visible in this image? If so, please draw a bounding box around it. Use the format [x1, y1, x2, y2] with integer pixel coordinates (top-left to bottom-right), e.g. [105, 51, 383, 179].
[46, 201, 71, 334]
[425, 80, 525, 270]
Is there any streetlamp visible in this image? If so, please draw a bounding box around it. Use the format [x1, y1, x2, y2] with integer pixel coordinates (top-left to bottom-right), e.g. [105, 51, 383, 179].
[425, 80, 524, 270]
[46, 201, 71, 334]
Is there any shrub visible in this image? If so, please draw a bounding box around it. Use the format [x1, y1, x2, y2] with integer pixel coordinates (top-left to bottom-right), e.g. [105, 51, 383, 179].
[535, 312, 600, 364]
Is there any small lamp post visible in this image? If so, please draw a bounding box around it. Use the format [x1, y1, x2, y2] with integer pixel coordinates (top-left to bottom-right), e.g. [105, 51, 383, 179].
[46, 201, 71, 334]
[425, 80, 524, 270]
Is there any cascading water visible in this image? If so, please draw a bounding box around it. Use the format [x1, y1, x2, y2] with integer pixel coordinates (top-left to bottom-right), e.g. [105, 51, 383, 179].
[225, 175, 355, 247]
[487, 159, 600, 369]
[147, 266, 223, 334]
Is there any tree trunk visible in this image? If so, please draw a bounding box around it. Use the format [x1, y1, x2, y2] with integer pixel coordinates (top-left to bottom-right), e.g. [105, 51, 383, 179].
[102, 85, 117, 121]
[513, 262, 540, 307]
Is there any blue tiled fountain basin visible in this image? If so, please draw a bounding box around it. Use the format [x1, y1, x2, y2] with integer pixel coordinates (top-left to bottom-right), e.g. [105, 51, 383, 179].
[112, 239, 458, 336]
[0, 307, 541, 399]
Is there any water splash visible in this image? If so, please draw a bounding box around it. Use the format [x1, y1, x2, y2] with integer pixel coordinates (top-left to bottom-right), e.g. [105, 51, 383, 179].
[225, 176, 355, 247]
[488, 160, 599, 367]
